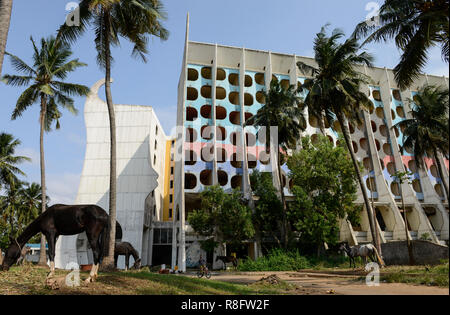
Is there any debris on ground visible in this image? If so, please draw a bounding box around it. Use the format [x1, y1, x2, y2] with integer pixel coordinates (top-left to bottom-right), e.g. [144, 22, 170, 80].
[256, 274, 282, 285]
[326, 289, 336, 294]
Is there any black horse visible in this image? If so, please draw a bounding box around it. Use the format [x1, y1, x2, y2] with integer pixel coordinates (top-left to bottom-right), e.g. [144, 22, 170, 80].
[114, 242, 141, 270]
[1, 204, 109, 283]
[215, 256, 238, 270]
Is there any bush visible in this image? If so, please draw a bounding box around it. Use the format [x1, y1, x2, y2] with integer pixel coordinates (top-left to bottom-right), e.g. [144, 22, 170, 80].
[237, 249, 311, 271]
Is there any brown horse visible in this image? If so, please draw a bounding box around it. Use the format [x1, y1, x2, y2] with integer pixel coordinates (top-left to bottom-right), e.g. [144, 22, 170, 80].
[1, 204, 109, 283]
[114, 242, 141, 270]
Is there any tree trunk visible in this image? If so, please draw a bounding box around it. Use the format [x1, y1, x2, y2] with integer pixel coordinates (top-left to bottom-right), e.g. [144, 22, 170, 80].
[400, 186, 415, 265]
[336, 113, 378, 251]
[433, 147, 450, 206]
[277, 154, 289, 248]
[101, 12, 117, 270]
[0, 0, 13, 76]
[38, 95, 48, 266]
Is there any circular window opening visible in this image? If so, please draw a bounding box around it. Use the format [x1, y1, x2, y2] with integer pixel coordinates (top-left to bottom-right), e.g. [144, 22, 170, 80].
[185, 173, 197, 189]
[391, 182, 400, 196]
[393, 126, 400, 138]
[201, 85, 212, 99]
[216, 106, 227, 120]
[244, 93, 254, 106]
[430, 165, 439, 178]
[309, 116, 319, 128]
[218, 170, 228, 186]
[201, 145, 214, 162]
[259, 151, 270, 165]
[185, 150, 197, 166]
[363, 157, 373, 171]
[387, 162, 396, 175]
[372, 90, 382, 101]
[349, 123, 355, 134]
[375, 107, 385, 119]
[379, 125, 388, 137]
[216, 87, 226, 100]
[280, 79, 290, 90]
[216, 148, 227, 163]
[245, 113, 254, 126]
[391, 109, 396, 120]
[352, 141, 358, 153]
[408, 160, 417, 173]
[383, 143, 392, 156]
[375, 139, 381, 151]
[245, 75, 253, 87]
[230, 132, 242, 146]
[255, 73, 265, 85]
[380, 159, 385, 170]
[396, 106, 406, 118]
[186, 128, 197, 142]
[216, 126, 226, 141]
[201, 126, 214, 140]
[188, 68, 199, 81]
[231, 153, 243, 169]
[435, 184, 444, 197]
[200, 170, 213, 186]
[392, 89, 401, 101]
[229, 111, 241, 126]
[201, 67, 212, 79]
[248, 154, 257, 169]
[246, 133, 257, 147]
[256, 91, 266, 104]
[231, 175, 242, 189]
[366, 177, 376, 191]
[217, 68, 226, 81]
[201, 105, 212, 119]
[412, 179, 422, 193]
[187, 87, 198, 101]
[186, 107, 198, 121]
[229, 73, 239, 86]
[360, 138, 369, 151]
[229, 92, 240, 105]
[371, 121, 377, 133]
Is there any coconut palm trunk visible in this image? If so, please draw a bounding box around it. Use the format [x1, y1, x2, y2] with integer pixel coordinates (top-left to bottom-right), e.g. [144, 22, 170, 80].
[399, 182, 415, 265]
[38, 95, 48, 266]
[337, 113, 379, 250]
[0, 0, 13, 76]
[101, 12, 117, 269]
[433, 147, 450, 206]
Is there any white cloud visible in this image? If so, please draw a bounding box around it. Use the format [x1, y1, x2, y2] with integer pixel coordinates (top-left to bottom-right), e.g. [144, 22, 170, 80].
[46, 172, 81, 206]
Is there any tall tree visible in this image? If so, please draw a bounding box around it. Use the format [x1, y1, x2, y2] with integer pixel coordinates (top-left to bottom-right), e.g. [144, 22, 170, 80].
[297, 27, 382, 255]
[2, 36, 89, 265]
[0, 133, 29, 191]
[0, 0, 13, 76]
[394, 85, 449, 205]
[354, 0, 449, 90]
[288, 135, 362, 257]
[245, 80, 306, 248]
[57, 0, 168, 269]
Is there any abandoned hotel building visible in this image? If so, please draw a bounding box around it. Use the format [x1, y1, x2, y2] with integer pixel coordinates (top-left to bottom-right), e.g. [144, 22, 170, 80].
[55, 22, 449, 271]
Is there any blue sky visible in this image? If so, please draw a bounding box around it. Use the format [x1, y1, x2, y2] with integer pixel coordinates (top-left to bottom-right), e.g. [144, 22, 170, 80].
[0, 0, 448, 204]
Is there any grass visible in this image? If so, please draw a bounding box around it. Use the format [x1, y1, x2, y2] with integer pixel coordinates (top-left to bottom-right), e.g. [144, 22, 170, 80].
[379, 261, 449, 287]
[0, 264, 297, 295]
[237, 249, 349, 271]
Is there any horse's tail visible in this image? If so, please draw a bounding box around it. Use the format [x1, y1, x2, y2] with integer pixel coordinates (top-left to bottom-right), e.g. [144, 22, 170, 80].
[99, 218, 110, 264]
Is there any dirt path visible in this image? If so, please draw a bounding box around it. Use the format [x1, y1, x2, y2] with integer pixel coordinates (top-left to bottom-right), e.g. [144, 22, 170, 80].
[189, 271, 449, 295]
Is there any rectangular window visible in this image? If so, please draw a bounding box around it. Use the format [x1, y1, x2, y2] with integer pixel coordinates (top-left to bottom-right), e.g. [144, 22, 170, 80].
[171, 167, 174, 175]
[170, 181, 173, 189]
[154, 141, 157, 150]
[155, 126, 159, 135]
[169, 208, 173, 218]
[169, 195, 173, 203]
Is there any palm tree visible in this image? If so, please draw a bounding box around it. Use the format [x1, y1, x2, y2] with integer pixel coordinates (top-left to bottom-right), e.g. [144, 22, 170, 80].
[393, 170, 416, 265]
[18, 182, 42, 234]
[354, 0, 449, 90]
[2, 36, 89, 265]
[297, 27, 382, 256]
[394, 85, 449, 205]
[245, 80, 306, 248]
[0, 132, 30, 190]
[57, 0, 169, 269]
[0, 0, 13, 76]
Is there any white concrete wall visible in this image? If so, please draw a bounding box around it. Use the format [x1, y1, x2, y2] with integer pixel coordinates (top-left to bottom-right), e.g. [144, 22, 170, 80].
[55, 79, 167, 270]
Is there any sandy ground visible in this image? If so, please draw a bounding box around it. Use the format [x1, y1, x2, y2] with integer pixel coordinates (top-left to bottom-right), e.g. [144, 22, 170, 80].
[187, 271, 449, 295]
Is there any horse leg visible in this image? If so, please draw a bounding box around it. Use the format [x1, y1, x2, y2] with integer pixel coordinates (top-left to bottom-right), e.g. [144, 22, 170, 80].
[125, 254, 130, 271]
[45, 232, 57, 278]
[85, 233, 101, 283]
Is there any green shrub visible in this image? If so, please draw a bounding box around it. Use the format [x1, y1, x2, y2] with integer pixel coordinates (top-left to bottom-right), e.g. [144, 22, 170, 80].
[238, 249, 311, 271]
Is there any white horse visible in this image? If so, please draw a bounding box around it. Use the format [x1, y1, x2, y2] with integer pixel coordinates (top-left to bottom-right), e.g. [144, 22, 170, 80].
[339, 243, 382, 268]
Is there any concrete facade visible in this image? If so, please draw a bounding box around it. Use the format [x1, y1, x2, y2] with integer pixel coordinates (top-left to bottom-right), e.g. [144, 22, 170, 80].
[172, 19, 449, 272]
